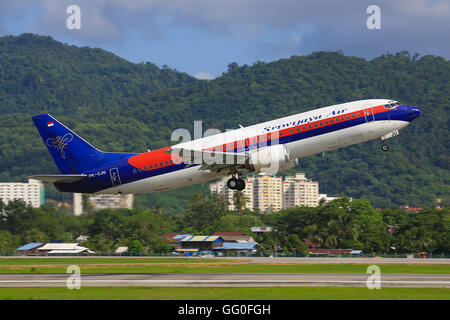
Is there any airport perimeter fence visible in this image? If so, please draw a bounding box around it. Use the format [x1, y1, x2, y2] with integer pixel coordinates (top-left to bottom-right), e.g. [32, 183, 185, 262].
[3, 251, 450, 258]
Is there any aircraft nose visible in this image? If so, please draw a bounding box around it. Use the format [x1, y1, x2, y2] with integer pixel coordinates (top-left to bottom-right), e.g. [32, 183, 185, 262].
[407, 106, 421, 122]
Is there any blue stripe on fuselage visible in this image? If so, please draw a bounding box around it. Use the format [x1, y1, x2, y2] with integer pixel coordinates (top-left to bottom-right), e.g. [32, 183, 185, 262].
[59, 107, 409, 193]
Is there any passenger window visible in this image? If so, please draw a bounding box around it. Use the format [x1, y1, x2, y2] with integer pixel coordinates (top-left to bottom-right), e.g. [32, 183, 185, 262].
[351, 114, 355, 118]
[164, 161, 168, 165]
[290, 129, 293, 133]
[149, 164, 152, 169]
[303, 126, 306, 130]
[325, 121, 328, 125]
[160, 162, 163, 167]
[308, 125, 311, 129]
[279, 132, 283, 136]
[133, 168, 137, 174]
[346, 115, 350, 119]
[296, 128, 299, 132]
[330, 119, 333, 123]
[357, 113, 360, 117]
[341, 116, 345, 121]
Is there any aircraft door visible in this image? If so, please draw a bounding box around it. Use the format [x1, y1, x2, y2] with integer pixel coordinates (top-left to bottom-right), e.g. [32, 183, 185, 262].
[364, 107, 375, 122]
[363, 105, 378, 140]
[110, 168, 121, 187]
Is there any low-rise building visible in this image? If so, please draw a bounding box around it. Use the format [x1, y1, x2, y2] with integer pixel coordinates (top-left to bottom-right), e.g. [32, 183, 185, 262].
[114, 247, 129, 254]
[214, 242, 258, 256]
[16, 243, 44, 255]
[212, 232, 255, 243]
[318, 194, 338, 204]
[251, 226, 273, 235]
[38, 243, 95, 255]
[178, 236, 224, 253]
[73, 193, 133, 216]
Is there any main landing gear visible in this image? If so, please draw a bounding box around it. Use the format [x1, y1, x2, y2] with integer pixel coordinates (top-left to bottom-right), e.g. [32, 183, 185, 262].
[227, 175, 246, 191]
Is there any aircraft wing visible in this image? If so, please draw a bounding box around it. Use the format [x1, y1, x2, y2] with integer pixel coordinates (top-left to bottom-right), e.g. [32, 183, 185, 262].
[29, 174, 88, 184]
[169, 148, 248, 172]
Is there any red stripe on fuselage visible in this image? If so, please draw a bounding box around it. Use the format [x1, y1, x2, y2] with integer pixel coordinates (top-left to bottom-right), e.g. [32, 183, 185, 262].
[128, 105, 391, 171]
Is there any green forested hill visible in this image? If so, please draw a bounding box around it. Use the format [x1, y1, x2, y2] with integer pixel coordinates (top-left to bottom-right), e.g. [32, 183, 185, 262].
[0, 34, 448, 209]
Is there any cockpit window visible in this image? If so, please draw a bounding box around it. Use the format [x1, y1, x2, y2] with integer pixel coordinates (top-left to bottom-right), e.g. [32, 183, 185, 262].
[384, 102, 400, 109]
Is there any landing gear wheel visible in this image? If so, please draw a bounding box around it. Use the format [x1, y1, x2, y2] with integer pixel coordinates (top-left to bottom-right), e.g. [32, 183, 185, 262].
[381, 143, 390, 152]
[227, 177, 239, 189]
[236, 179, 246, 191]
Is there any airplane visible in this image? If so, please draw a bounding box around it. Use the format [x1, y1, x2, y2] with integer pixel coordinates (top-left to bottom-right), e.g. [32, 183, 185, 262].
[30, 99, 421, 194]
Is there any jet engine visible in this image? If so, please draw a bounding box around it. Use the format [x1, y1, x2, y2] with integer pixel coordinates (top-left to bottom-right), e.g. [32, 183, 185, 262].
[246, 144, 297, 174]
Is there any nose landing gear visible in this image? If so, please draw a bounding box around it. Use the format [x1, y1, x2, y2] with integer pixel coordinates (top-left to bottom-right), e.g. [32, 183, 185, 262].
[380, 130, 399, 152]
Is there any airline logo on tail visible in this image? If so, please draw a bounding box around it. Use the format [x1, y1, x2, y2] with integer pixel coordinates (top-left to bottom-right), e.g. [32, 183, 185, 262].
[46, 133, 73, 159]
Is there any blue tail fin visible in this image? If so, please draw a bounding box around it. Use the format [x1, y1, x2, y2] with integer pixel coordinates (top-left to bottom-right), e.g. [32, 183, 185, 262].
[32, 114, 132, 174]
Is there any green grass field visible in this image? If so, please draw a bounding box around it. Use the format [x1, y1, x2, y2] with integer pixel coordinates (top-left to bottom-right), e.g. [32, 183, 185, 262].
[0, 257, 448, 274]
[0, 257, 222, 265]
[0, 258, 448, 300]
[0, 287, 448, 300]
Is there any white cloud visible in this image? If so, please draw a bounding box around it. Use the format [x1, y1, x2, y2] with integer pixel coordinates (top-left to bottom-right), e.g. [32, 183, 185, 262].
[1, 0, 449, 61]
[194, 71, 217, 80]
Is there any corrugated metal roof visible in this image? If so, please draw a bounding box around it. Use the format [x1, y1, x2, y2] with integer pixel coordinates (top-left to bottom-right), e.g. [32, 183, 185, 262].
[39, 243, 79, 250]
[47, 245, 94, 254]
[215, 242, 258, 250]
[180, 235, 222, 242]
[16, 243, 43, 251]
[173, 234, 192, 240]
[48, 248, 94, 254]
[115, 247, 128, 253]
[191, 236, 208, 242]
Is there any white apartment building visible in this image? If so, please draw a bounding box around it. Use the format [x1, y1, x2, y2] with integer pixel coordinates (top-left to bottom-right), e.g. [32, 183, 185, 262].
[73, 193, 134, 216]
[209, 178, 254, 211]
[0, 179, 45, 208]
[210, 173, 319, 212]
[253, 175, 283, 212]
[283, 173, 319, 208]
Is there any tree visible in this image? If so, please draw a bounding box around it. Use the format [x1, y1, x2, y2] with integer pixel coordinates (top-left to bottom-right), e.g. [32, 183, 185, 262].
[227, 62, 239, 72]
[0, 230, 19, 254]
[233, 191, 247, 215]
[128, 240, 145, 256]
[182, 193, 226, 233]
[81, 194, 93, 214]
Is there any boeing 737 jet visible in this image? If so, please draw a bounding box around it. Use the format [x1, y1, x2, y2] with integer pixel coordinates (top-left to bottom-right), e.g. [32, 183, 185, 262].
[30, 99, 421, 194]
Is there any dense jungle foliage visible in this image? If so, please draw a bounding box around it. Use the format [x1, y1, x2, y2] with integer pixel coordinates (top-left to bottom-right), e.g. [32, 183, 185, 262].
[0, 33, 448, 211]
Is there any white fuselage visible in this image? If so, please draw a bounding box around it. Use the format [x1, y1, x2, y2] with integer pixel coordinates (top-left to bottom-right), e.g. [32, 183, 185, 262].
[98, 99, 411, 195]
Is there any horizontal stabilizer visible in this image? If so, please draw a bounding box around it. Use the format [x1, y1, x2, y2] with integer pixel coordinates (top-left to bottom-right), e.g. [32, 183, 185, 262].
[29, 174, 87, 184]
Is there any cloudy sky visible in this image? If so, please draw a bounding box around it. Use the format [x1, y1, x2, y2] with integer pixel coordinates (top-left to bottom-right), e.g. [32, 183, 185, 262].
[1, 0, 449, 78]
